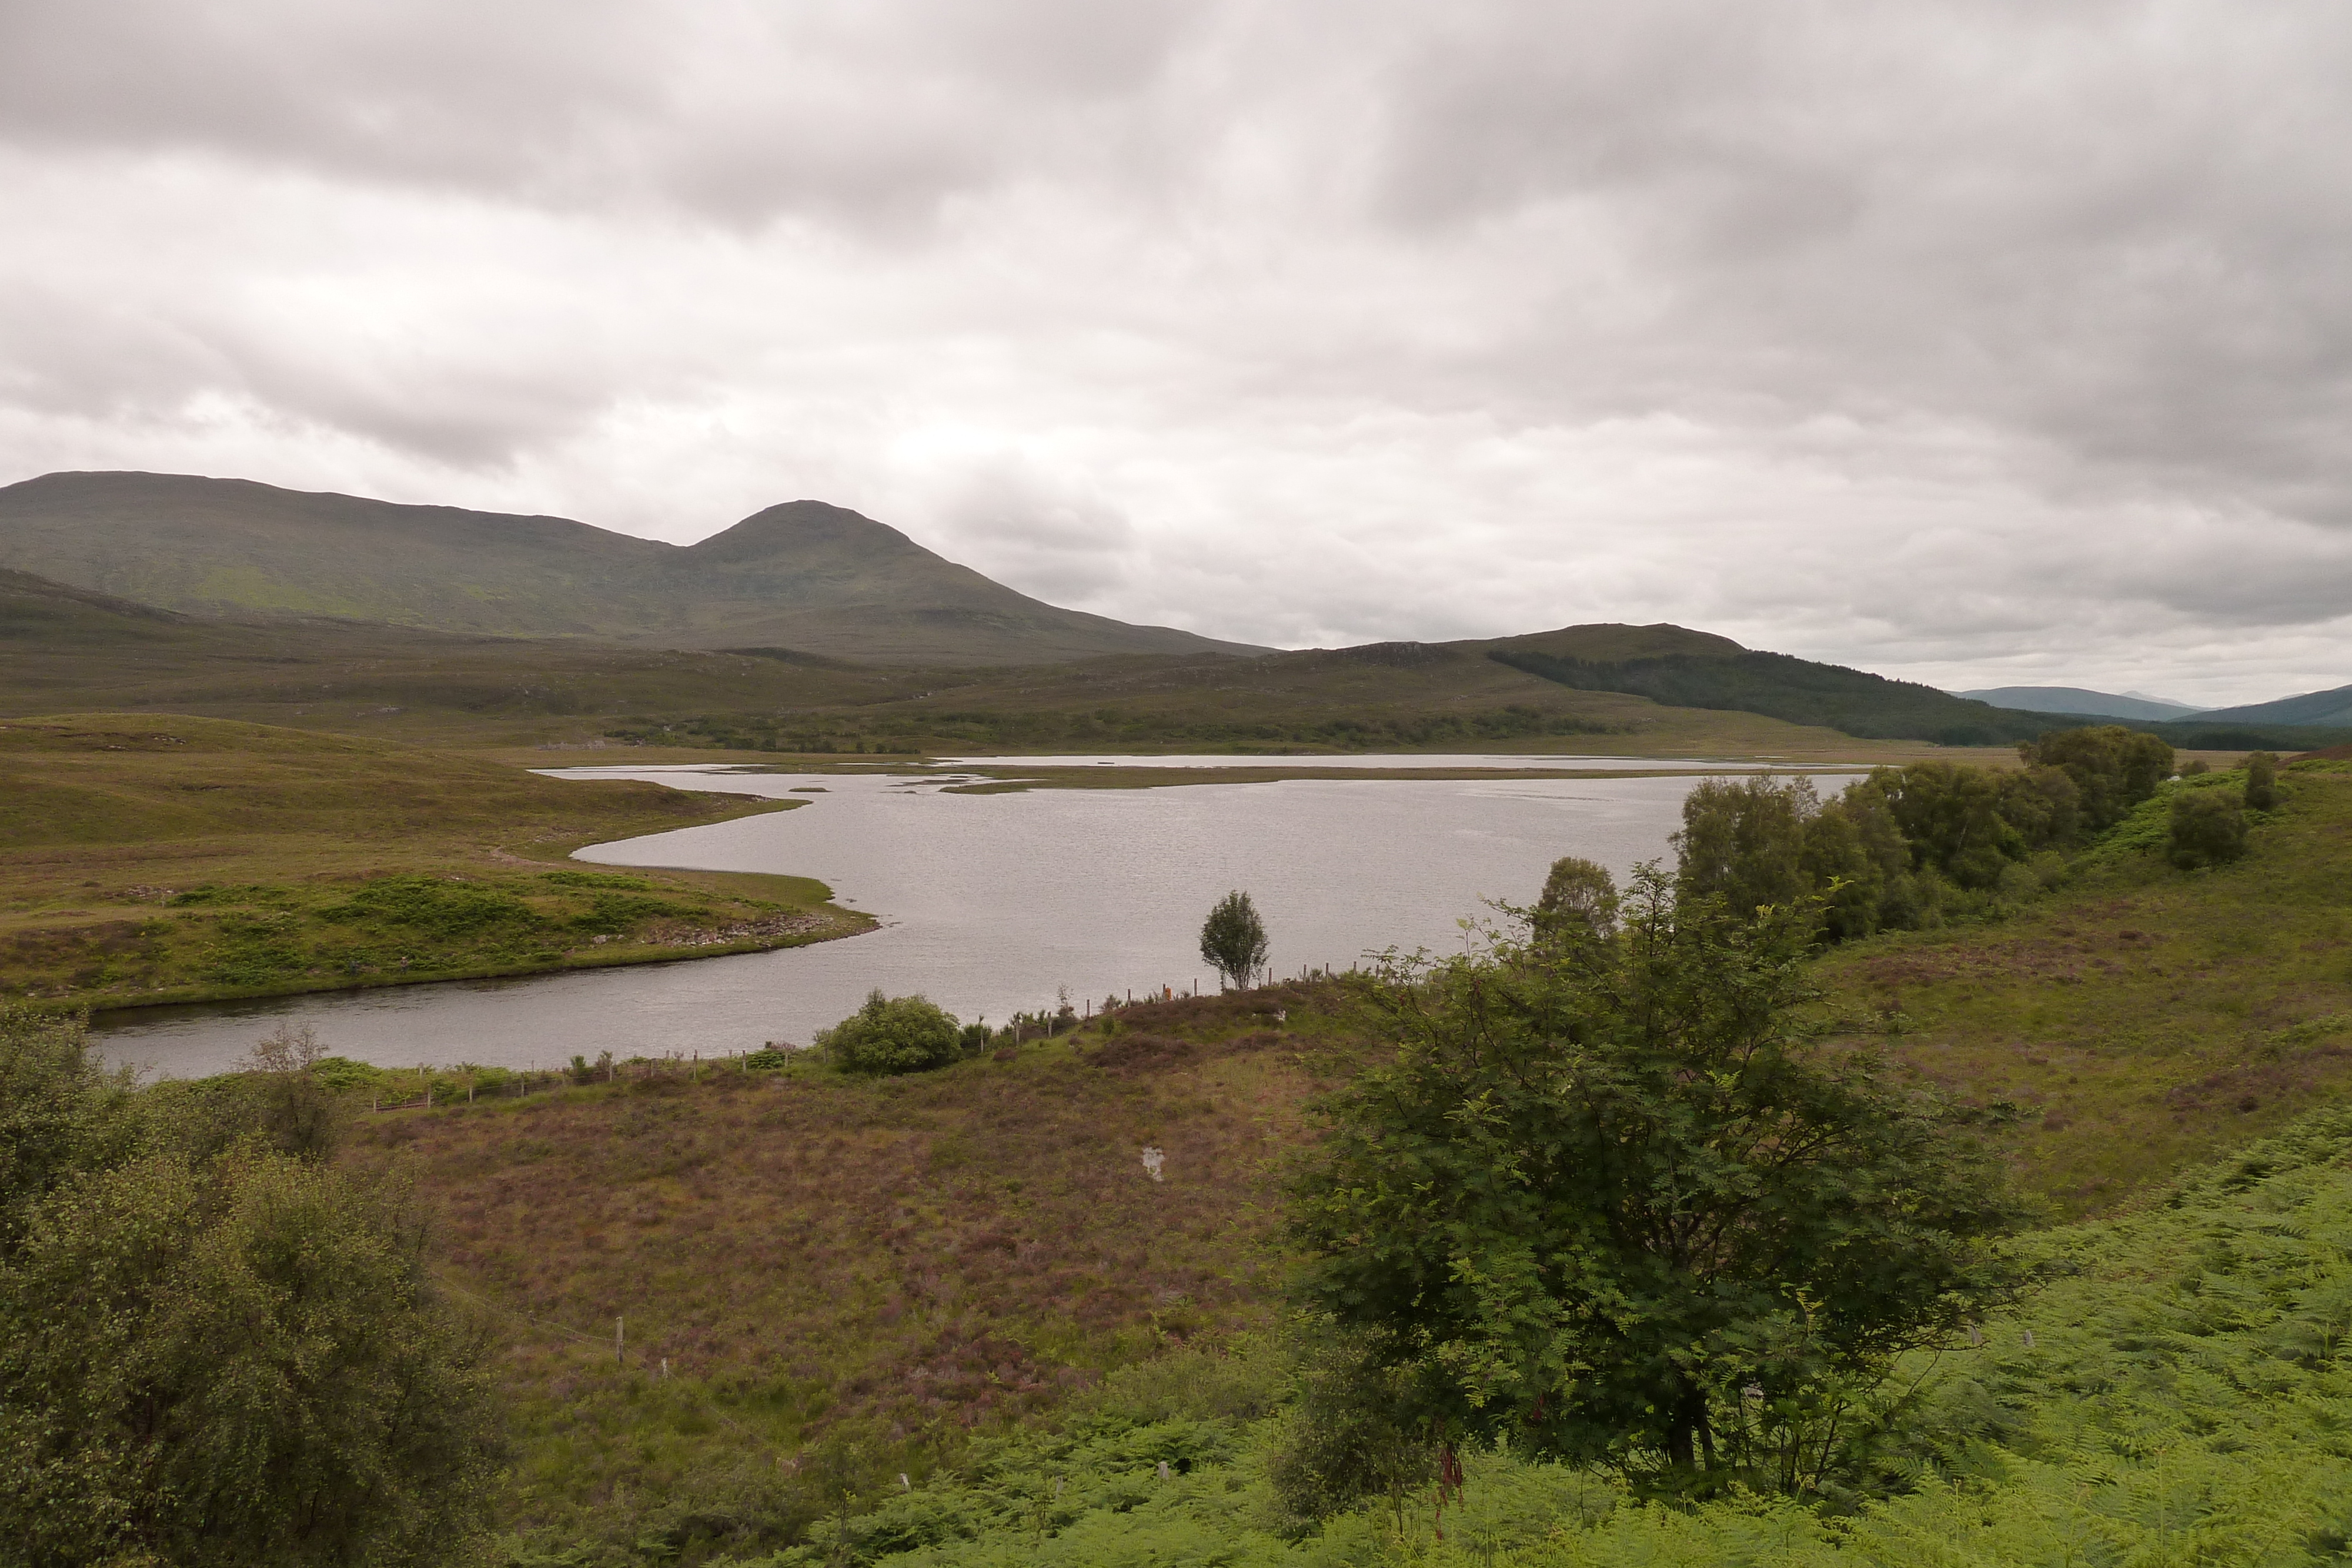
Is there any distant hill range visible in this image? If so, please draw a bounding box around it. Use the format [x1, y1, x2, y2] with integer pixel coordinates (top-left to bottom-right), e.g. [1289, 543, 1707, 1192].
[2, 470, 2341, 750]
[1957, 686, 2204, 723]
[2191, 684, 2352, 729]
[0, 471, 1264, 666]
[1953, 683, 2352, 733]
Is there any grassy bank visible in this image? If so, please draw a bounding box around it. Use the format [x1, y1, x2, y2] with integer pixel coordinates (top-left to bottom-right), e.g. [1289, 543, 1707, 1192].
[0, 714, 868, 1009]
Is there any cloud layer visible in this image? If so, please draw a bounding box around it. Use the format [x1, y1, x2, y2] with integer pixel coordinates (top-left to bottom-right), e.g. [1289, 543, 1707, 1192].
[3, 0, 2347, 703]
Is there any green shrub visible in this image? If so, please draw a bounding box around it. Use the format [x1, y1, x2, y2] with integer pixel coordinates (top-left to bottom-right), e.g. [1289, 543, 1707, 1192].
[2169, 785, 2249, 868]
[1288, 867, 2031, 1486]
[0, 1009, 502, 1565]
[567, 891, 697, 935]
[2245, 750, 2280, 810]
[817, 991, 962, 1075]
[320, 876, 543, 939]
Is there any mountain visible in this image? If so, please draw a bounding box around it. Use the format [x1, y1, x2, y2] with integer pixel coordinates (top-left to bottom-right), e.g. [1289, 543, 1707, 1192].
[0, 471, 1265, 666]
[1956, 686, 2205, 723]
[2191, 684, 2352, 729]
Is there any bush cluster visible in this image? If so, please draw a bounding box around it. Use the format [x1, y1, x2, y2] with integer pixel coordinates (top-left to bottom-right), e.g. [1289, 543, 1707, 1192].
[1669, 725, 2192, 942]
[817, 990, 966, 1075]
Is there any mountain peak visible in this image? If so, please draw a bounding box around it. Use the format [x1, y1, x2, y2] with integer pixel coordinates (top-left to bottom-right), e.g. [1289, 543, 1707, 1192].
[684, 500, 918, 564]
[1484, 622, 1748, 663]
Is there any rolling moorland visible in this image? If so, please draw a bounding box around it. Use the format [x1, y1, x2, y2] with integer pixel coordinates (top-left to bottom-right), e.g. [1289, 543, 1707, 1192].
[278, 753, 2352, 1562]
[5, 560, 2343, 769]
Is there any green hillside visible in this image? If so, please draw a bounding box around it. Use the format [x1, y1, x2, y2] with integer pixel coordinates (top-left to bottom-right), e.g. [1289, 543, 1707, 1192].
[1485, 627, 2351, 750]
[0, 472, 1264, 665]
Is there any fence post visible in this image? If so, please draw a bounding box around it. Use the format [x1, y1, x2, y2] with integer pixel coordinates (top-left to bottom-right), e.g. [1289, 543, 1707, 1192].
[616, 1315, 624, 1365]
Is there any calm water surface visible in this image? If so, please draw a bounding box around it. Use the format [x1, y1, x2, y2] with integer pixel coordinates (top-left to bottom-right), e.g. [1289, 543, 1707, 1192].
[93, 764, 1854, 1078]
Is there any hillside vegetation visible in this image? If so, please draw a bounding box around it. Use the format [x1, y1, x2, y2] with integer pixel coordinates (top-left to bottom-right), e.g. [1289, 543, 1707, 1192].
[607, 641, 1933, 761]
[0, 566, 923, 743]
[2197, 678, 2352, 728]
[0, 715, 864, 1008]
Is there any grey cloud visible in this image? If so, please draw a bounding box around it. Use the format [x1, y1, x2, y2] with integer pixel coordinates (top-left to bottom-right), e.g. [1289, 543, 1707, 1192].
[1360, 4, 2352, 521]
[0, 0, 1204, 228]
[922, 460, 1142, 603]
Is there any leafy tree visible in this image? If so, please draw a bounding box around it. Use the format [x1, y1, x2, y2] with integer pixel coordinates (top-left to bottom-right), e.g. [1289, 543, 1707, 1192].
[1993, 764, 2083, 850]
[1796, 786, 1917, 941]
[0, 1009, 502, 1566]
[1870, 762, 2023, 890]
[2017, 726, 2174, 831]
[1533, 857, 1619, 942]
[2168, 786, 2249, 868]
[1199, 890, 1271, 991]
[0, 1007, 141, 1253]
[1264, 1331, 1432, 1532]
[2243, 750, 2280, 810]
[149, 1023, 346, 1168]
[1287, 870, 2030, 1486]
[816, 989, 962, 1074]
[1673, 777, 1814, 917]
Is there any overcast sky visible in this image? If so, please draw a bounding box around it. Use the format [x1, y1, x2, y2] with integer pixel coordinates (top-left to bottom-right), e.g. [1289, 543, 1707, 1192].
[4, 1, 2348, 703]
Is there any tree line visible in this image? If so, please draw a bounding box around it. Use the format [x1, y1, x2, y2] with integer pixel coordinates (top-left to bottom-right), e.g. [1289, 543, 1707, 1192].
[1669, 725, 2200, 941]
